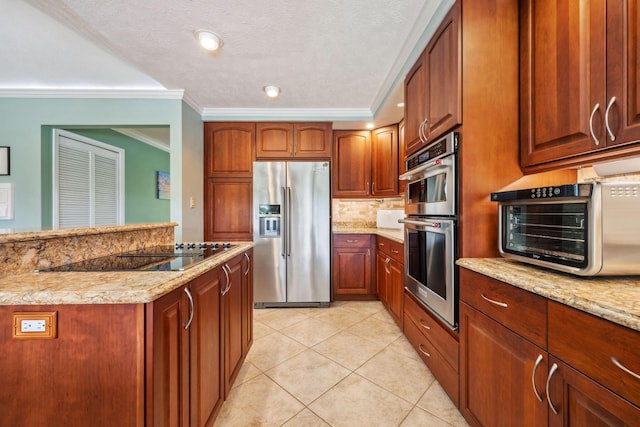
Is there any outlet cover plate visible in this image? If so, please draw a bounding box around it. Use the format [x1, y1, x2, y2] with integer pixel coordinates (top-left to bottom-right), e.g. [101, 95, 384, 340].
[13, 311, 57, 339]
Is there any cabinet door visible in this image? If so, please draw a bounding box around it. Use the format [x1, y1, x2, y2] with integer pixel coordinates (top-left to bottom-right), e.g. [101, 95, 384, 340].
[255, 123, 294, 159]
[204, 122, 255, 177]
[605, 1, 640, 146]
[424, 2, 461, 142]
[222, 255, 245, 397]
[332, 246, 373, 299]
[294, 122, 332, 158]
[204, 178, 252, 241]
[375, 251, 389, 306]
[371, 125, 399, 196]
[404, 55, 426, 155]
[151, 286, 190, 427]
[241, 250, 253, 355]
[547, 357, 640, 427]
[386, 257, 403, 327]
[460, 302, 548, 427]
[190, 267, 224, 427]
[332, 130, 371, 197]
[520, 0, 606, 167]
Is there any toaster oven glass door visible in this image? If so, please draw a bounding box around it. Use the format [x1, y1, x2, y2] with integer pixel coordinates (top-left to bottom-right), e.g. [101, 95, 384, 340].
[501, 202, 589, 268]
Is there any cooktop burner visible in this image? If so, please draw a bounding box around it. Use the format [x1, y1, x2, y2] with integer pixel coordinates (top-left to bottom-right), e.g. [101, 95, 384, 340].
[38, 242, 235, 272]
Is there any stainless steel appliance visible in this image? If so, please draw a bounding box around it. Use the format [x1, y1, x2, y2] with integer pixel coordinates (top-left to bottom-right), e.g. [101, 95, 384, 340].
[491, 181, 640, 276]
[253, 161, 331, 307]
[400, 132, 459, 330]
[37, 242, 235, 272]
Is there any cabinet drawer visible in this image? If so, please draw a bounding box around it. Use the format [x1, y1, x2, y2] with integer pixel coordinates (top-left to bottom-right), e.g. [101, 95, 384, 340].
[459, 269, 547, 349]
[404, 311, 459, 407]
[333, 234, 371, 248]
[404, 292, 458, 369]
[376, 236, 404, 263]
[549, 301, 640, 406]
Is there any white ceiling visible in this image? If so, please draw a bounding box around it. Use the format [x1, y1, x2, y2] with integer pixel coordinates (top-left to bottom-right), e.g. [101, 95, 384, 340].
[1, 0, 452, 131]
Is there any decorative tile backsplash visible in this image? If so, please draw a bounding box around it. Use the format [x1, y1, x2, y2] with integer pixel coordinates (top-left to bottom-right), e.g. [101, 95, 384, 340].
[332, 198, 404, 226]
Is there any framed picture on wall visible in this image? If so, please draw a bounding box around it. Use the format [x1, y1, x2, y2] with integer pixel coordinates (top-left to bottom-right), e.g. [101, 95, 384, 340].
[0, 147, 9, 176]
[156, 171, 170, 200]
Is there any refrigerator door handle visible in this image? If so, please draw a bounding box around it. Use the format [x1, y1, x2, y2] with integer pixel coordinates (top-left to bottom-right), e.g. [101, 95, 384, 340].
[287, 186, 292, 256]
[281, 186, 287, 258]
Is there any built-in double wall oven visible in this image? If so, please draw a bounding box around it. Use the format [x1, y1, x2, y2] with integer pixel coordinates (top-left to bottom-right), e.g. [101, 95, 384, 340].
[400, 132, 459, 330]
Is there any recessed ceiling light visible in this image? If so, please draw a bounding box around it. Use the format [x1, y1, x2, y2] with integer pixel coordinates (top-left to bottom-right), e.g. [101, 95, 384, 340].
[195, 30, 223, 51]
[365, 123, 375, 129]
[264, 85, 281, 98]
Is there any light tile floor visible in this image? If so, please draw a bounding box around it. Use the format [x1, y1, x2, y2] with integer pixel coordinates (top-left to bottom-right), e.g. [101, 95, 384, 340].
[214, 301, 470, 426]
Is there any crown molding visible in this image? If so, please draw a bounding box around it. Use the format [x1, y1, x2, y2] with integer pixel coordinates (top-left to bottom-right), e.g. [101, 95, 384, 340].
[0, 88, 184, 99]
[112, 128, 170, 152]
[201, 107, 373, 122]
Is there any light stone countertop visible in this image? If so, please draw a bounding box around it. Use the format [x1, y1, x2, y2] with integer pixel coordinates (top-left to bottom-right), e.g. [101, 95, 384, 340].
[0, 243, 253, 306]
[333, 224, 404, 244]
[457, 258, 640, 332]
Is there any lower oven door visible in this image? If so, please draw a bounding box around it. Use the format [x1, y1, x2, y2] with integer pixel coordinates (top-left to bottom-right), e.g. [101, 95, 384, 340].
[401, 217, 457, 329]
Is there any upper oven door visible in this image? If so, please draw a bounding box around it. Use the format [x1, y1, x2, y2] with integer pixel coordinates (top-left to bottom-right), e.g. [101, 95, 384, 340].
[403, 153, 457, 216]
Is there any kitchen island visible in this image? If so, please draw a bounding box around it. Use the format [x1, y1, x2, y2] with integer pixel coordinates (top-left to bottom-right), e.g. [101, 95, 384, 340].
[0, 224, 254, 427]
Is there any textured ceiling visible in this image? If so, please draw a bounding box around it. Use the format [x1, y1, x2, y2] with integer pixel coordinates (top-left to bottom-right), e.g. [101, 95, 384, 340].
[2, 0, 451, 128]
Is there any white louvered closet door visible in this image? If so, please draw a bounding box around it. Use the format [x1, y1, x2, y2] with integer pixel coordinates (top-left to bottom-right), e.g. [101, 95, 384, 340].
[54, 131, 124, 228]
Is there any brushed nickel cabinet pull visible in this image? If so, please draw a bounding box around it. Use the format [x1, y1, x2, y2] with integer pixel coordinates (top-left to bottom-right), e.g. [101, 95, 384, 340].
[546, 363, 559, 415]
[244, 252, 250, 276]
[391, 249, 400, 254]
[418, 344, 431, 357]
[419, 319, 431, 330]
[611, 356, 640, 380]
[183, 287, 194, 329]
[605, 97, 617, 141]
[481, 293, 508, 308]
[532, 354, 544, 402]
[346, 239, 359, 243]
[589, 103, 600, 145]
[384, 258, 391, 274]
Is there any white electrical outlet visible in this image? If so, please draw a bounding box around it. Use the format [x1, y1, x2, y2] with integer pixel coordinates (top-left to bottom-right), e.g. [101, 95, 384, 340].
[21, 319, 46, 332]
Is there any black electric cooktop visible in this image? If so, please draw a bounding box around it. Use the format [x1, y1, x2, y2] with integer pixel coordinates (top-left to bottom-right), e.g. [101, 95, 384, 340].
[38, 242, 234, 272]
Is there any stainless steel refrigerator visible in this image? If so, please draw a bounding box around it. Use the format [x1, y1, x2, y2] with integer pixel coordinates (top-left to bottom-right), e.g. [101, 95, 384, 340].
[253, 161, 331, 307]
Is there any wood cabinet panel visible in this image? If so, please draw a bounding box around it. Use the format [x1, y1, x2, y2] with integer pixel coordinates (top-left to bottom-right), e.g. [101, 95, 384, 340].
[222, 254, 245, 397]
[460, 301, 548, 427]
[294, 122, 332, 158]
[255, 123, 293, 158]
[204, 122, 255, 177]
[376, 236, 404, 327]
[371, 125, 399, 196]
[459, 268, 547, 348]
[189, 268, 224, 427]
[404, 57, 426, 155]
[332, 130, 371, 197]
[255, 122, 331, 159]
[241, 250, 253, 355]
[332, 234, 374, 299]
[204, 178, 252, 241]
[547, 357, 640, 427]
[0, 304, 145, 427]
[548, 301, 640, 408]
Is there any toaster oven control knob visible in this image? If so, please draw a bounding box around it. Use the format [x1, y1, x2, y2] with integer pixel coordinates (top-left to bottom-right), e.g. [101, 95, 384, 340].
[223, 242, 231, 249]
[211, 243, 219, 249]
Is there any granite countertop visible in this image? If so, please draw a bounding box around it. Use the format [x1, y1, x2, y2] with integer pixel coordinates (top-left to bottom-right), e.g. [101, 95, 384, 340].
[0, 243, 253, 306]
[457, 258, 640, 332]
[333, 224, 404, 244]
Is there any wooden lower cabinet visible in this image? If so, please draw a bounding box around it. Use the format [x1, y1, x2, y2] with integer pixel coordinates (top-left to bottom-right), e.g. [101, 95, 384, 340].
[459, 301, 548, 427]
[221, 253, 245, 397]
[375, 236, 404, 327]
[332, 234, 375, 300]
[459, 267, 640, 427]
[204, 178, 252, 241]
[404, 291, 459, 406]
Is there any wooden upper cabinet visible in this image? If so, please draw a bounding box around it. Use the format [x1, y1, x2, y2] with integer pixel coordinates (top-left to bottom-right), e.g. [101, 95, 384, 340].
[255, 122, 331, 159]
[404, 2, 461, 156]
[371, 125, 399, 196]
[520, 0, 640, 169]
[332, 130, 371, 197]
[204, 122, 255, 177]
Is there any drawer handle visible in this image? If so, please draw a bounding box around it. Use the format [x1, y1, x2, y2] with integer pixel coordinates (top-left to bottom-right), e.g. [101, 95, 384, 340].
[611, 356, 640, 381]
[418, 319, 431, 330]
[481, 293, 508, 308]
[418, 344, 431, 358]
[546, 363, 559, 415]
[346, 239, 358, 243]
[391, 249, 400, 254]
[532, 354, 544, 402]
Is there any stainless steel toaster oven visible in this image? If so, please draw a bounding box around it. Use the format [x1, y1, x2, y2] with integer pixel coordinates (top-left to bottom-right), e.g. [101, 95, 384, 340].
[491, 181, 640, 276]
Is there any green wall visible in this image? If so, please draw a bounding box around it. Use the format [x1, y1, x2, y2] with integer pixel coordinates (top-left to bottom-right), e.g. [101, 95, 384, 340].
[0, 97, 184, 231]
